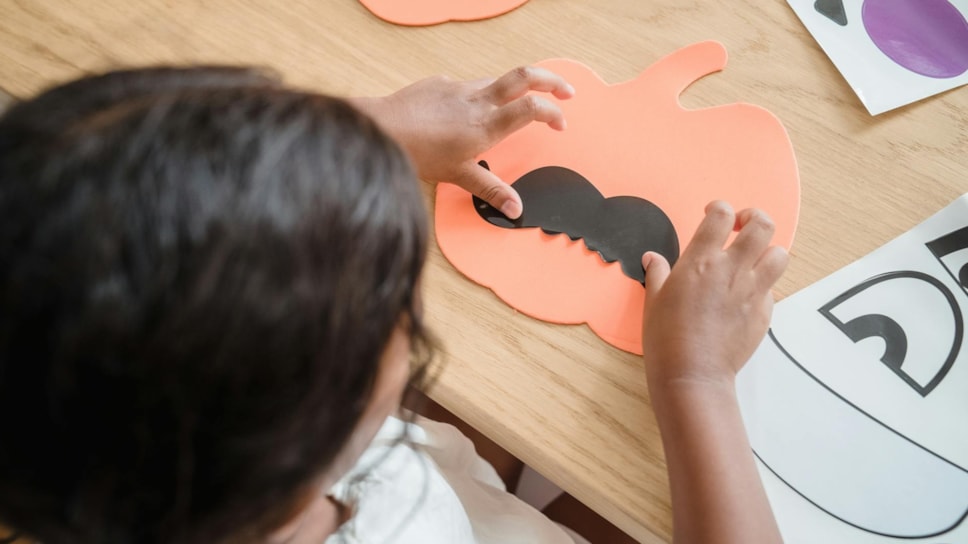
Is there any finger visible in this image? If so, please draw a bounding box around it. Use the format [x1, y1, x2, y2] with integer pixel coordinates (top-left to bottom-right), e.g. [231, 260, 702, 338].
[482, 66, 576, 105]
[467, 77, 495, 91]
[728, 208, 776, 267]
[754, 245, 790, 290]
[488, 95, 567, 137]
[642, 252, 671, 295]
[684, 201, 735, 255]
[455, 161, 523, 219]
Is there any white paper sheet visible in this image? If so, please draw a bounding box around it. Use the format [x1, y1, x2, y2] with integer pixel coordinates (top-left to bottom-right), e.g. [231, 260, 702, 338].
[787, 0, 968, 115]
[738, 195, 968, 542]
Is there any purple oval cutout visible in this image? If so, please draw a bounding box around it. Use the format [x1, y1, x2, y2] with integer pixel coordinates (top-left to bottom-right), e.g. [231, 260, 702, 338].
[862, 0, 968, 79]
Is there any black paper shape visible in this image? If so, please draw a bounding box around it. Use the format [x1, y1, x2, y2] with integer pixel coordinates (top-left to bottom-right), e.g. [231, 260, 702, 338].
[815, 0, 848, 26]
[473, 164, 679, 283]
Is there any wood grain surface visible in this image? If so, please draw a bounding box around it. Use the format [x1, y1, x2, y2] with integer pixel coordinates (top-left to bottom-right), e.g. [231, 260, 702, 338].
[2, 1, 966, 541]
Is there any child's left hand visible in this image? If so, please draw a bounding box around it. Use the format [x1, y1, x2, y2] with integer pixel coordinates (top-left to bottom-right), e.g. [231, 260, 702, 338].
[352, 67, 575, 219]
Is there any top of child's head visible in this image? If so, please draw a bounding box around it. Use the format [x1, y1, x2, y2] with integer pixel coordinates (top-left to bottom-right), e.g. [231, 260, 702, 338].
[0, 66, 432, 543]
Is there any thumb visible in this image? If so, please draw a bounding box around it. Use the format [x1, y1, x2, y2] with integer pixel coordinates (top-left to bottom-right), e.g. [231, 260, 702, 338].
[456, 161, 523, 220]
[642, 252, 671, 293]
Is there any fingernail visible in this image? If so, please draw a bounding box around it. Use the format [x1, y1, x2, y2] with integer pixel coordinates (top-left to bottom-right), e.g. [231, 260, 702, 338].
[500, 199, 522, 219]
[565, 83, 576, 95]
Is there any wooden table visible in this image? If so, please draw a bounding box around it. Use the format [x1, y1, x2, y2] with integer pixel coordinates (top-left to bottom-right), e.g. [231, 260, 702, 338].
[2, 1, 967, 541]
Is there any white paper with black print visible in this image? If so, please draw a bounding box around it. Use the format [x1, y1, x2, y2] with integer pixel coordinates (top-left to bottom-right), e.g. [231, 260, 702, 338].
[786, 0, 968, 115]
[738, 195, 968, 543]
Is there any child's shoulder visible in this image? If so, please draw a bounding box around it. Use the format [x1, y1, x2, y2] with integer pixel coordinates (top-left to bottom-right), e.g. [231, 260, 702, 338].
[326, 415, 578, 544]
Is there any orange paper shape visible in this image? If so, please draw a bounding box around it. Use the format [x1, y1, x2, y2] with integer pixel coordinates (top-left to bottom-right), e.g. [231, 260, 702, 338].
[435, 41, 800, 355]
[359, 0, 529, 26]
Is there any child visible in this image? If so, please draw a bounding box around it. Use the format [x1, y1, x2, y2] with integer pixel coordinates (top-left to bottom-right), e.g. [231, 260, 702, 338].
[0, 66, 785, 543]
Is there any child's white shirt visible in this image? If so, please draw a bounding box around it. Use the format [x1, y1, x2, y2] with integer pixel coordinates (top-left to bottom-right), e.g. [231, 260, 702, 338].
[324, 415, 588, 544]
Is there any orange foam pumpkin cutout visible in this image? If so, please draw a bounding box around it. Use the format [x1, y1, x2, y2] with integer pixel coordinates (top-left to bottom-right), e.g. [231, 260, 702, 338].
[435, 41, 800, 355]
[359, 0, 529, 26]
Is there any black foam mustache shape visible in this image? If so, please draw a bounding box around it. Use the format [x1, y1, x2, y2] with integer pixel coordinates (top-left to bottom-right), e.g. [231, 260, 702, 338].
[473, 163, 680, 283]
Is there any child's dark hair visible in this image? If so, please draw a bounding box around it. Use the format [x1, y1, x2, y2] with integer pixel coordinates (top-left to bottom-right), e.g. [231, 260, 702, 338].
[0, 67, 431, 543]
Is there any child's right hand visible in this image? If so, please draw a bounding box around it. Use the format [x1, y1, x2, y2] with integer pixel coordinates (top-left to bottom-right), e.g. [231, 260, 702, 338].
[641, 201, 787, 543]
[640, 201, 789, 390]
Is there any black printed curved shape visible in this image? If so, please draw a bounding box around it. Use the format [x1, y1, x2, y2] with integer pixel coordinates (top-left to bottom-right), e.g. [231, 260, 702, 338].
[831, 314, 908, 368]
[815, 0, 848, 26]
[819, 271, 962, 396]
[472, 164, 679, 283]
[926, 225, 968, 291]
[756, 329, 968, 539]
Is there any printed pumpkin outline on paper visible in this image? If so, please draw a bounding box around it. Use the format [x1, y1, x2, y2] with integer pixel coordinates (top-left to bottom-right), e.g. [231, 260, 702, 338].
[435, 41, 801, 355]
[358, 0, 529, 26]
[749, 270, 968, 539]
[737, 206, 968, 540]
[752, 329, 968, 539]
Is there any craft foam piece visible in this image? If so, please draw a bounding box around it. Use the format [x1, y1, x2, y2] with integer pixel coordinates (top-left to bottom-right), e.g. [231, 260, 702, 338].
[737, 195, 968, 541]
[358, 0, 529, 26]
[473, 164, 680, 284]
[435, 41, 801, 355]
